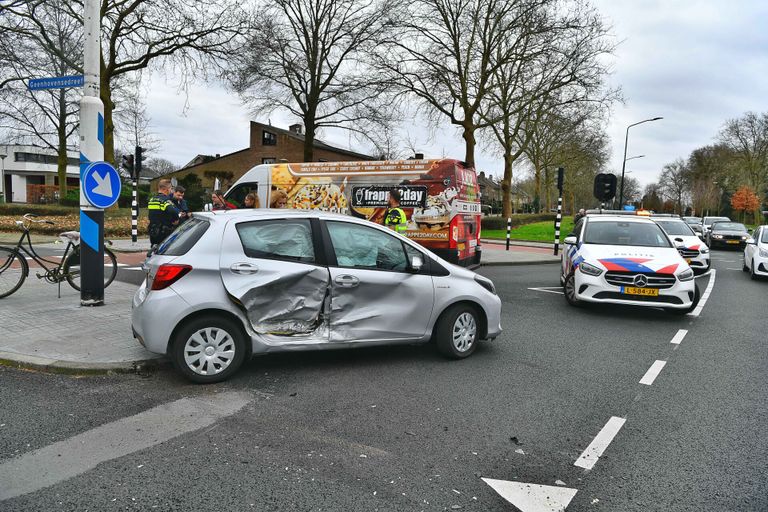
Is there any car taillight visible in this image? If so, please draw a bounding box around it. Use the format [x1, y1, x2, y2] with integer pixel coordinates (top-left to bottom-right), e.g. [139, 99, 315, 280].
[449, 216, 459, 249]
[151, 264, 192, 290]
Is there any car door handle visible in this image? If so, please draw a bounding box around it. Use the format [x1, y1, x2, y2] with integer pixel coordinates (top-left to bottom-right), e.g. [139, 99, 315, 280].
[334, 275, 359, 288]
[230, 262, 259, 275]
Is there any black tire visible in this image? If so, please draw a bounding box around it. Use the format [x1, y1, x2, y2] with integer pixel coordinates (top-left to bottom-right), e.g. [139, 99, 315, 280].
[0, 247, 27, 298]
[434, 304, 480, 359]
[559, 270, 565, 286]
[743, 254, 749, 272]
[750, 259, 759, 280]
[64, 246, 118, 291]
[666, 284, 700, 315]
[171, 315, 248, 384]
[563, 270, 581, 307]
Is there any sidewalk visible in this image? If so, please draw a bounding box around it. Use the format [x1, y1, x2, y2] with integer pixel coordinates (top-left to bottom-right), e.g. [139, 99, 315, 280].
[0, 276, 163, 373]
[480, 240, 561, 266]
[110, 238, 151, 253]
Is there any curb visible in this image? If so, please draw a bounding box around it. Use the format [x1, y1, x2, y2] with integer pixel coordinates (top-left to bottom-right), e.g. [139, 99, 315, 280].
[0, 350, 169, 376]
[110, 246, 150, 254]
[480, 259, 560, 267]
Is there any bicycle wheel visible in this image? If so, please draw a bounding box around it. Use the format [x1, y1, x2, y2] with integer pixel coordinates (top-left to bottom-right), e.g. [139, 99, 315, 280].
[63, 246, 118, 291]
[0, 247, 28, 298]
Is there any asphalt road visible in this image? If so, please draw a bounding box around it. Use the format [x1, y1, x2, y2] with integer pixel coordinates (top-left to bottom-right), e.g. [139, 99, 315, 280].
[1, 248, 766, 511]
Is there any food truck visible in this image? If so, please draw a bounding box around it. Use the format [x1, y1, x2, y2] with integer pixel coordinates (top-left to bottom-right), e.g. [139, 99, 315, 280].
[223, 159, 482, 266]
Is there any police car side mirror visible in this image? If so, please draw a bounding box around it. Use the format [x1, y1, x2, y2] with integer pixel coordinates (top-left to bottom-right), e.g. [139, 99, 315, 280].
[409, 254, 424, 272]
[746, 238, 756, 245]
[564, 236, 577, 245]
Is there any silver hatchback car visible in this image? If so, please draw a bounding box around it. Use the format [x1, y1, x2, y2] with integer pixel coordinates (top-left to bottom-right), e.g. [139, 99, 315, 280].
[132, 210, 502, 383]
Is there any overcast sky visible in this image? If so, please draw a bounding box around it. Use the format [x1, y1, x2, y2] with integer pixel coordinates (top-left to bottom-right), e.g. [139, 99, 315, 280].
[144, 0, 768, 188]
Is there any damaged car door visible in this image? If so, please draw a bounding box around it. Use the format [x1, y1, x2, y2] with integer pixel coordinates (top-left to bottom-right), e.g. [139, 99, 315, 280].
[220, 218, 330, 341]
[324, 220, 435, 342]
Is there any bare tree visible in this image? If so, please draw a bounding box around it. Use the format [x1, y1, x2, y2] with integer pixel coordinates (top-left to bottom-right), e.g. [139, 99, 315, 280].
[0, 0, 81, 199]
[229, 0, 398, 162]
[113, 75, 161, 157]
[2, 0, 248, 165]
[618, 175, 641, 203]
[718, 112, 768, 218]
[659, 159, 690, 214]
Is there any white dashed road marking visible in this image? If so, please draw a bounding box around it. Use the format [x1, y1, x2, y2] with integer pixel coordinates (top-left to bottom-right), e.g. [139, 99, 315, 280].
[688, 269, 716, 317]
[639, 360, 667, 385]
[528, 287, 564, 295]
[0, 391, 253, 501]
[670, 329, 688, 345]
[574, 416, 626, 470]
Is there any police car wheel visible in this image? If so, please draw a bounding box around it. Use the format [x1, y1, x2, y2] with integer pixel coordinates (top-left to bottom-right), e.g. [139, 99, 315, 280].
[559, 271, 565, 286]
[665, 284, 700, 315]
[171, 315, 248, 384]
[434, 304, 479, 359]
[563, 271, 581, 307]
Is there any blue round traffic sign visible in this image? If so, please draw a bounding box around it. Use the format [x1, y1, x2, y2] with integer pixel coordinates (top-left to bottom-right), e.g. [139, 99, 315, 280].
[83, 161, 121, 209]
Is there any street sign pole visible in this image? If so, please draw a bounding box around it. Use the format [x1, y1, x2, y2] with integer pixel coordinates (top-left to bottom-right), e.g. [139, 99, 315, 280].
[553, 167, 564, 256]
[79, 0, 105, 306]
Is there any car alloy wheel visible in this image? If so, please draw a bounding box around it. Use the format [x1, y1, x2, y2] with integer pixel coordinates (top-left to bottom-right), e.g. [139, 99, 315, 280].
[435, 304, 480, 359]
[564, 271, 581, 307]
[452, 312, 477, 353]
[172, 315, 247, 384]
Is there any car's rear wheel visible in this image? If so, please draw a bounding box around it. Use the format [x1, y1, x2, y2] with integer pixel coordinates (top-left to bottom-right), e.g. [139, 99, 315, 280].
[563, 271, 581, 307]
[172, 315, 247, 384]
[434, 304, 479, 359]
[665, 284, 700, 315]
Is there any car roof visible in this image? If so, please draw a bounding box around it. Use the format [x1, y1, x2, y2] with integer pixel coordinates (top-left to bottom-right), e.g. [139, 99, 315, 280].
[194, 209, 353, 223]
[585, 214, 654, 223]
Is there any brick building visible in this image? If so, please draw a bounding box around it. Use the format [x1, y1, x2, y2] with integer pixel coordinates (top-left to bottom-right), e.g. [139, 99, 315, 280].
[156, 121, 374, 191]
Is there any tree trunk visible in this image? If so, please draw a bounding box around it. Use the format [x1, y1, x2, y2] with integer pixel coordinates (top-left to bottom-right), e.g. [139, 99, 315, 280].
[462, 124, 476, 169]
[56, 88, 68, 203]
[533, 164, 542, 213]
[501, 150, 514, 218]
[100, 75, 116, 165]
[303, 124, 315, 162]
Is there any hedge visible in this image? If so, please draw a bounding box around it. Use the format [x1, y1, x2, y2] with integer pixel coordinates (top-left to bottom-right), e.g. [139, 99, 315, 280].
[480, 214, 557, 230]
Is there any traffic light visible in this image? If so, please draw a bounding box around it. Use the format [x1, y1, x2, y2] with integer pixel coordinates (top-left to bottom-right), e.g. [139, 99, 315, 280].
[121, 154, 134, 177]
[557, 167, 565, 192]
[593, 173, 617, 202]
[135, 146, 143, 180]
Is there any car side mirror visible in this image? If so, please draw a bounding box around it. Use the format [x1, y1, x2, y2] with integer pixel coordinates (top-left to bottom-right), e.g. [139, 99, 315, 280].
[746, 238, 756, 245]
[409, 254, 424, 272]
[564, 235, 577, 245]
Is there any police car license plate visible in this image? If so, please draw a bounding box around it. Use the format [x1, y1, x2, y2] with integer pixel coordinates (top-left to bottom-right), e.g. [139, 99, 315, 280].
[621, 286, 659, 297]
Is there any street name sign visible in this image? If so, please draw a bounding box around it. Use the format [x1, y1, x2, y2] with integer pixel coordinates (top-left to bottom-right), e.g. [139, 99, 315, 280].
[28, 75, 85, 91]
[83, 161, 121, 209]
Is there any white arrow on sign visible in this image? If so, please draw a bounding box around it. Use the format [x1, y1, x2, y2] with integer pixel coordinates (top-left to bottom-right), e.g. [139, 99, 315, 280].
[482, 478, 578, 512]
[92, 171, 113, 197]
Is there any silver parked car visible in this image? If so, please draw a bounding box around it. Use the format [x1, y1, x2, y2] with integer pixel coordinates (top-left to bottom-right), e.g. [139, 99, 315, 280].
[132, 210, 502, 383]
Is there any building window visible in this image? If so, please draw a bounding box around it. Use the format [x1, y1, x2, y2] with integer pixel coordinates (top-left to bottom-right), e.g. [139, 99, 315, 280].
[262, 158, 276, 164]
[13, 151, 76, 166]
[262, 130, 277, 146]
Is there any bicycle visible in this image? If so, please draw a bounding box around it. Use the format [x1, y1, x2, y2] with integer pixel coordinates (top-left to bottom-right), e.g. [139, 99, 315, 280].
[0, 213, 117, 298]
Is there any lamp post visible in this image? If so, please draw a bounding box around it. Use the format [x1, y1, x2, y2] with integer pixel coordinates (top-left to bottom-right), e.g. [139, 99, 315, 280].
[619, 117, 663, 207]
[614, 155, 644, 208]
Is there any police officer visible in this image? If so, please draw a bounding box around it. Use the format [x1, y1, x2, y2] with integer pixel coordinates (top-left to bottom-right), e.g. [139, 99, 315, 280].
[148, 179, 180, 246]
[384, 189, 407, 233]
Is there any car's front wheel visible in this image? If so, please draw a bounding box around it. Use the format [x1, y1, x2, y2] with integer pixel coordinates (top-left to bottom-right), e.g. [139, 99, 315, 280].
[434, 304, 480, 359]
[563, 271, 581, 307]
[665, 284, 700, 315]
[750, 258, 759, 280]
[743, 254, 749, 272]
[172, 315, 247, 384]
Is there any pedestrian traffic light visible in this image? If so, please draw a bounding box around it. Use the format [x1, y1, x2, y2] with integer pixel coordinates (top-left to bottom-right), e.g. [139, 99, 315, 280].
[121, 154, 134, 176]
[593, 173, 617, 202]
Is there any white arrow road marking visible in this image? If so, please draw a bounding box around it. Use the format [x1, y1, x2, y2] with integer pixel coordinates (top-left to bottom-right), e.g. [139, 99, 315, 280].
[574, 416, 626, 470]
[688, 269, 716, 317]
[91, 170, 113, 196]
[0, 391, 253, 501]
[670, 329, 688, 345]
[482, 478, 578, 512]
[639, 360, 667, 385]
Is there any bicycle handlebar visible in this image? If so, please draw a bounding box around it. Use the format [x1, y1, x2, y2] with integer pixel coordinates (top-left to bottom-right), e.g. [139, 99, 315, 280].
[21, 213, 55, 226]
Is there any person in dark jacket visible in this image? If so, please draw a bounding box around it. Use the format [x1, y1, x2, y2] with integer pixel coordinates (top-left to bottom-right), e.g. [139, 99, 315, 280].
[148, 179, 180, 245]
[171, 185, 190, 223]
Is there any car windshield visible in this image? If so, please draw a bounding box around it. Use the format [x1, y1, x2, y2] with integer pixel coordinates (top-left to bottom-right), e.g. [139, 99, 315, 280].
[704, 217, 729, 225]
[655, 220, 695, 236]
[584, 220, 672, 247]
[762, 229, 768, 243]
[712, 222, 746, 232]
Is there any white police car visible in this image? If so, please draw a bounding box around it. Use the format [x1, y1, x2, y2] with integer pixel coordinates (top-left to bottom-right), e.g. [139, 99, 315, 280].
[560, 213, 699, 314]
[652, 217, 711, 274]
[744, 225, 768, 280]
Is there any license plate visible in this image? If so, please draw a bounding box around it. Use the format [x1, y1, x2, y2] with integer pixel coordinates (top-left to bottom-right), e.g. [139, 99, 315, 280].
[726, 240, 739, 244]
[621, 286, 659, 296]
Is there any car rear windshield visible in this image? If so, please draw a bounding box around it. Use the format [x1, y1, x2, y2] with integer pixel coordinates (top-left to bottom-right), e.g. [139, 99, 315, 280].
[704, 217, 729, 224]
[584, 221, 671, 248]
[711, 222, 746, 232]
[655, 220, 695, 236]
[683, 217, 701, 224]
[156, 217, 210, 256]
